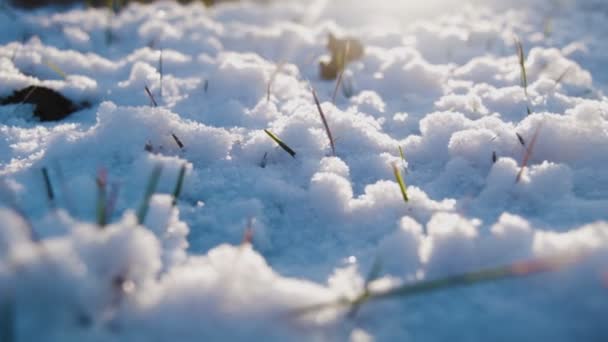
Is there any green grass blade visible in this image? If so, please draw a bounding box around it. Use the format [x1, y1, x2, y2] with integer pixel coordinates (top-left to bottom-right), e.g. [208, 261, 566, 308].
[264, 129, 296, 158]
[171, 164, 187, 206]
[392, 164, 408, 202]
[373, 253, 579, 301]
[137, 165, 162, 224]
[293, 252, 583, 317]
[348, 257, 383, 317]
[398, 146, 406, 162]
[365, 258, 383, 286]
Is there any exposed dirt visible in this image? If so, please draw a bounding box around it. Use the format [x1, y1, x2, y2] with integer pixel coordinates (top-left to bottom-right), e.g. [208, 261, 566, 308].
[1, 86, 80, 121]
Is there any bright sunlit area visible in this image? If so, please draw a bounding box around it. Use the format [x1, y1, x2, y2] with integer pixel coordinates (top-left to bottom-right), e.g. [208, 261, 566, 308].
[0, 0, 606, 341]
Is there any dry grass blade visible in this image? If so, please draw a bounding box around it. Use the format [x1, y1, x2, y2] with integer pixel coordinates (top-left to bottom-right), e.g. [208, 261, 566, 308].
[554, 65, 572, 86]
[516, 122, 543, 183]
[45, 60, 67, 79]
[332, 69, 345, 104]
[332, 41, 350, 103]
[392, 163, 409, 203]
[11, 85, 38, 115]
[515, 38, 532, 114]
[137, 165, 162, 224]
[242, 217, 254, 245]
[144, 85, 158, 107]
[158, 48, 164, 99]
[171, 163, 187, 206]
[264, 129, 296, 158]
[515, 38, 528, 96]
[311, 87, 336, 156]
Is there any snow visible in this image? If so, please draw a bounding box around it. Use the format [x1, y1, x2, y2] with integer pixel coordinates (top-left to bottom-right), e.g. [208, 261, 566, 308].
[0, 0, 607, 340]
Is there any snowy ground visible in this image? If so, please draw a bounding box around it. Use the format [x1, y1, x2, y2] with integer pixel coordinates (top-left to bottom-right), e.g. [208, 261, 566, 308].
[0, 0, 607, 340]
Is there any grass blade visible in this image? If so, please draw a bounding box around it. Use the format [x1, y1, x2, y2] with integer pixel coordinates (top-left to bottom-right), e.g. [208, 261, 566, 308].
[159, 48, 163, 99]
[373, 252, 580, 301]
[515, 38, 528, 96]
[515, 38, 532, 115]
[516, 132, 526, 146]
[294, 252, 584, 317]
[332, 41, 350, 103]
[41, 167, 54, 204]
[45, 60, 67, 79]
[105, 183, 120, 222]
[171, 133, 184, 149]
[137, 165, 162, 224]
[171, 164, 187, 206]
[144, 85, 158, 107]
[392, 163, 409, 203]
[311, 87, 336, 156]
[554, 66, 572, 86]
[242, 217, 254, 245]
[516, 122, 543, 183]
[348, 257, 383, 317]
[332, 68, 345, 104]
[264, 129, 296, 158]
[260, 152, 268, 168]
[96, 168, 108, 226]
[398, 146, 406, 162]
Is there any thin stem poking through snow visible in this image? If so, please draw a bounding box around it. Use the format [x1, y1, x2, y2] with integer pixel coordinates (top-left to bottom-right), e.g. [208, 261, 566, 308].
[312, 87, 336, 156]
[171, 133, 184, 149]
[264, 129, 296, 158]
[294, 251, 586, 317]
[137, 165, 162, 224]
[96, 168, 108, 227]
[159, 48, 163, 100]
[515, 38, 532, 115]
[41, 167, 54, 205]
[392, 163, 409, 203]
[144, 85, 158, 107]
[516, 122, 543, 183]
[171, 164, 187, 206]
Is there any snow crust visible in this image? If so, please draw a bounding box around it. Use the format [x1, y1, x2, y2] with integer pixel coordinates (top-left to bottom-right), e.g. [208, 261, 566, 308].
[0, 0, 606, 340]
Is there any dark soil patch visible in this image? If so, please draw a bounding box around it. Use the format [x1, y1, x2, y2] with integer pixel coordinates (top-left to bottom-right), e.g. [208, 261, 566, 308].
[1, 86, 81, 121]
